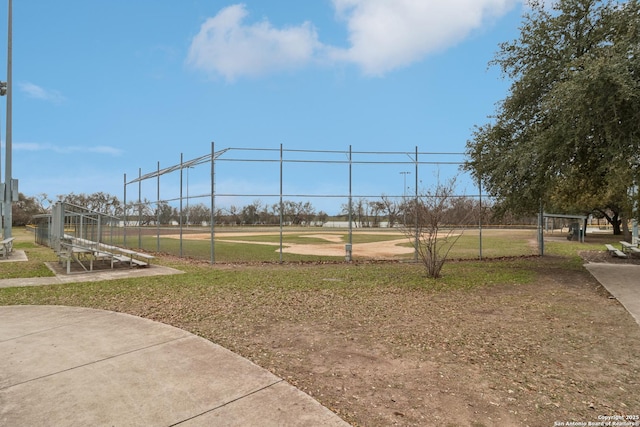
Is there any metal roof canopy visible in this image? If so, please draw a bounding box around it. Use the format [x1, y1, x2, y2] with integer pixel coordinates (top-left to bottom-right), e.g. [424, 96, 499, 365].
[543, 212, 588, 243]
[127, 149, 230, 185]
[125, 147, 470, 186]
[543, 213, 587, 220]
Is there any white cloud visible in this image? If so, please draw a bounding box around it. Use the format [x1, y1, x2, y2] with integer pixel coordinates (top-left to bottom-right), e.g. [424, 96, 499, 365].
[187, 4, 322, 81]
[14, 142, 42, 151]
[19, 82, 66, 103]
[187, 1, 517, 80]
[83, 145, 124, 156]
[330, 0, 517, 75]
[15, 142, 123, 156]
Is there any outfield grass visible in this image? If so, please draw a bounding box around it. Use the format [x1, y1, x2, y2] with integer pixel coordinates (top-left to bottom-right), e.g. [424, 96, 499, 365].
[0, 229, 600, 292]
[0, 229, 544, 302]
[4, 226, 620, 273]
[105, 227, 541, 262]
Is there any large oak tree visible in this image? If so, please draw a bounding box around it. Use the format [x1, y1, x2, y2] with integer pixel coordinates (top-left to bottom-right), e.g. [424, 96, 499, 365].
[465, 0, 640, 235]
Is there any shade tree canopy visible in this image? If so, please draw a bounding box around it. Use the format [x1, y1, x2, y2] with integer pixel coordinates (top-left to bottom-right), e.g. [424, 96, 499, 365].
[465, 0, 640, 234]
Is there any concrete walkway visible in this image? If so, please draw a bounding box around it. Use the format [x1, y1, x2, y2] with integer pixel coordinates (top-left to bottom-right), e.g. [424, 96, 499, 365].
[0, 305, 350, 426]
[0, 250, 186, 289]
[585, 262, 640, 327]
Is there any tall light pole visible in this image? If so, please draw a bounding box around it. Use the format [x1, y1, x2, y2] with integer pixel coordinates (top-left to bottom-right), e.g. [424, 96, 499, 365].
[0, 81, 5, 235]
[400, 171, 410, 225]
[3, 0, 12, 239]
[400, 171, 411, 198]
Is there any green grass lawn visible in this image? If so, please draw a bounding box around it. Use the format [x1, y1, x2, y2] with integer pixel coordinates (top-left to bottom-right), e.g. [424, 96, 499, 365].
[0, 236, 57, 279]
[0, 226, 605, 293]
[0, 237, 543, 305]
[4, 226, 620, 277]
[0, 228, 619, 287]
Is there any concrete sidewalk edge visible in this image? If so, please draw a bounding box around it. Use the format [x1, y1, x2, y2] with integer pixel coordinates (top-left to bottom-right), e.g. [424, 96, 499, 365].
[0, 305, 350, 426]
[585, 263, 640, 328]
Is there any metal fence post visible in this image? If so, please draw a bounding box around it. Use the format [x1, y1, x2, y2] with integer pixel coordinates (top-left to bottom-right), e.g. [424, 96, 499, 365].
[414, 146, 419, 262]
[348, 145, 353, 262]
[138, 168, 142, 249]
[210, 141, 216, 264]
[538, 201, 544, 256]
[157, 161, 160, 253]
[179, 153, 184, 258]
[279, 143, 284, 264]
[479, 175, 483, 260]
[123, 173, 127, 247]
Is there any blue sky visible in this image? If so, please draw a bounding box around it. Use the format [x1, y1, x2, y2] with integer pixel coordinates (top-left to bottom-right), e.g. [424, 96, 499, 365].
[2, 0, 529, 214]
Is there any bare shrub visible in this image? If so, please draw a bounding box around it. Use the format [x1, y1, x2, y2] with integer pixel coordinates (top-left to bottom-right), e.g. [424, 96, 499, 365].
[402, 176, 471, 278]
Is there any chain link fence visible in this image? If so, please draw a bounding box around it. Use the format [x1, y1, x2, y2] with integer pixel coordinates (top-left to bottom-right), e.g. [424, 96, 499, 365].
[118, 145, 539, 263]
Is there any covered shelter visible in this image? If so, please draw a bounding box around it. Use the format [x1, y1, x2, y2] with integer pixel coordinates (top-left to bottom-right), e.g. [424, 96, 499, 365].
[543, 213, 588, 243]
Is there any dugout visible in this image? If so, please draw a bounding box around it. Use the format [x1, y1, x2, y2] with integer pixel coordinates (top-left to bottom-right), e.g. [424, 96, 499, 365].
[543, 213, 587, 243]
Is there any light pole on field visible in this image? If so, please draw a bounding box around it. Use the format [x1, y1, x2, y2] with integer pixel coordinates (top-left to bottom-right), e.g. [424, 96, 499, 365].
[400, 171, 411, 198]
[0, 81, 5, 234]
[400, 171, 410, 225]
[3, 0, 12, 239]
[186, 166, 193, 227]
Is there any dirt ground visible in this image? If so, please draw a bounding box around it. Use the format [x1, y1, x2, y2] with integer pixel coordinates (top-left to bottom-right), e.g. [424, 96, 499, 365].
[156, 253, 640, 427]
[168, 231, 423, 258]
[50, 231, 640, 426]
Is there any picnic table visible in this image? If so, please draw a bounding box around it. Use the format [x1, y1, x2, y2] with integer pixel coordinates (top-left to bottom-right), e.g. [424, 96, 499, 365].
[620, 241, 640, 257]
[0, 237, 15, 259]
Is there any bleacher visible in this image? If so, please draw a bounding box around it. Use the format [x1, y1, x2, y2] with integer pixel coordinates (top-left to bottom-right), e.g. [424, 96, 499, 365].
[58, 235, 154, 274]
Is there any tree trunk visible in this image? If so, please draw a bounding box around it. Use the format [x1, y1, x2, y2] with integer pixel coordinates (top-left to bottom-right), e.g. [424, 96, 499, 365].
[622, 215, 631, 241]
[608, 211, 622, 235]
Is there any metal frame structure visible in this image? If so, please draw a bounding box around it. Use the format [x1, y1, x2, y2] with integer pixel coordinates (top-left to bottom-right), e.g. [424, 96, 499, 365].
[33, 202, 120, 253]
[123, 144, 479, 264]
[0, 0, 14, 240]
[542, 213, 588, 244]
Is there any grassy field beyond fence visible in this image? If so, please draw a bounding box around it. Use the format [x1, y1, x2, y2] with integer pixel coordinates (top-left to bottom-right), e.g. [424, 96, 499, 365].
[106, 226, 545, 263]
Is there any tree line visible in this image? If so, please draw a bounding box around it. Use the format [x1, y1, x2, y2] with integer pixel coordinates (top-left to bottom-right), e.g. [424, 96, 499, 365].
[13, 191, 543, 228]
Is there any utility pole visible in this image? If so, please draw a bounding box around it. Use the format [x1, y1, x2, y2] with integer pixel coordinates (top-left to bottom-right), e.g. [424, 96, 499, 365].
[0, 80, 5, 234]
[3, 0, 13, 239]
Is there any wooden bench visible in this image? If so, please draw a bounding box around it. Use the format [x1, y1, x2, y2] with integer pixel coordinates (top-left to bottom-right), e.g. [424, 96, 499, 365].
[620, 241, 640, 256]
[605, 244, 627, 258]
[0, 237, 15, 259]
